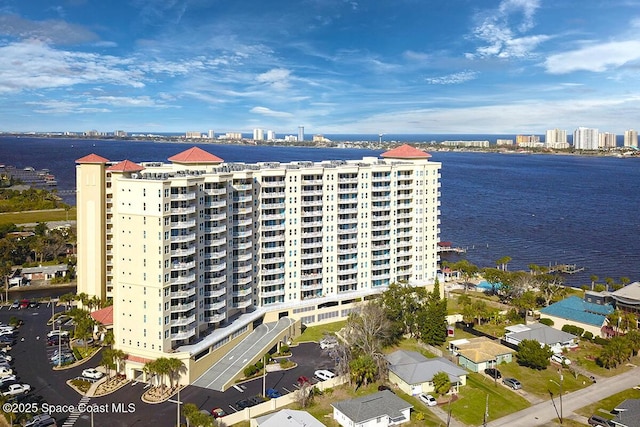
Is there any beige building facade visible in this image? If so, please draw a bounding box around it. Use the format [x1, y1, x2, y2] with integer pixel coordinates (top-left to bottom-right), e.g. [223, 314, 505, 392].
[75, 144, 442, 383]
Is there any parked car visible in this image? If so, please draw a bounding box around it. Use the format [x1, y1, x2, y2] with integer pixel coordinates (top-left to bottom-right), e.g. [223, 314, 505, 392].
[50, 353, 74, 365]
[587, 415, 615, 427]
[265, 388, 281, 399]
[46, 330, 69, 338]
[47, 336, 69, 346]
[19, 300, 29, 309]
[10, 300, 19, 309]
[0, 367, 13, 378]
[235, 395, 266, 409]
[210, 407, 226, 419]
[0, 375, 17, 386]
[0, 380, 20, 391]
[319, 337, 338, 350]
[551, 354, 571, 365]
[502, 377, 522, 390]
[419, 393, 437, 406]
[28, 301, 39, 308]
[484, 368, 502, 379]
[0, 353, 12, 362]
[24, 414, 55, 427]
[314, 369, 335, 381]
[2, 383, 31, 396]
[81, 368, 104, 380]
[297, 376, 311, 387]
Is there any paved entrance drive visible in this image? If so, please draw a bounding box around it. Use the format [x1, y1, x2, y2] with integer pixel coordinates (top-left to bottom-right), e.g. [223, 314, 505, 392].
[192, 317, 296, 391]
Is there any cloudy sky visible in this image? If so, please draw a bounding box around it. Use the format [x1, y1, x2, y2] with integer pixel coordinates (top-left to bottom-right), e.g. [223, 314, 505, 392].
[2, 0, 640, 135]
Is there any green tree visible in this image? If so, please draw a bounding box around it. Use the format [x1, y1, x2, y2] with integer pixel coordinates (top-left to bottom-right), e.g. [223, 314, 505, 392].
[432, 371, 451, 396]
[418, 280, 447, 346]
[598, 336, 633, 369]
[590, 275, 599, 291]
[495, 256, 512, 271]
[182, 403, 213, 427]
[512, 290, 537, 325]
[100, 348, 117, 376]
[75, 315, 94, 349]
[0, 261, 11, 303]
[166, 357, 187, 389]
[516, 339, 553, 370]
[112, 349, 128, 376]
[349, 354, 378, 388]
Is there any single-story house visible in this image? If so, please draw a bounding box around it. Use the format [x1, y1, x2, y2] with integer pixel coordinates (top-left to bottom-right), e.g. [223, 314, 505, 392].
[332, 390, 412, 427]
[539, 296, 613, 338]
[612, 398, 640, 427]
[20, 264, 68, 281]
[252, 409, 325, 427]
[386, 350, 467, 396]
[449, 337, 514, 372]
[504, 323, 577, 354]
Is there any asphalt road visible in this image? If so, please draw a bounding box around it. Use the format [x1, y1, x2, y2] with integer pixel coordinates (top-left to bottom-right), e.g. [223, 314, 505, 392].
[0, 304, 335, 427]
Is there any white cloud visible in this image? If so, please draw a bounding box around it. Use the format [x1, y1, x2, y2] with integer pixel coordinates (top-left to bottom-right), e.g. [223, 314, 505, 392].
[255, 68, 291, 90]
[426, 70, 478, 85]
[250, 106, 293, 118]
[0, 13, 99, 44]
[544, 40, 640, 74]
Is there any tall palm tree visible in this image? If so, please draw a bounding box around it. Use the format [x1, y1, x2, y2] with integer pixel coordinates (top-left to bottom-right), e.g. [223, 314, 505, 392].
[165, 357, 186, 389]
[0, 262, 11, 304]
[112, 349, 128, 377]
[590, 275, 599, 291]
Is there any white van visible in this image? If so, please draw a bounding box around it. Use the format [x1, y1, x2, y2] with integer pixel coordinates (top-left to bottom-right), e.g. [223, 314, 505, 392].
[314, 369, 335, 381]
[551, 354, 571, 365]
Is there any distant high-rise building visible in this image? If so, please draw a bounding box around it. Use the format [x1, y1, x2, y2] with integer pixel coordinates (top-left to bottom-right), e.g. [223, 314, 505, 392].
[253, 128, 264, 141]
[573, 127, 599, 150]
[208, 130, 215, 139]
[545, 129, 569, 149]
[599, 132, 617, 149]
[496, 139, 514, 146]
[298, 126, 304, 142]
[624, 129, 638, 148]
[266, 130, 276, 141]
[515, 135, 541, 148]
[185, 131, 202, 139]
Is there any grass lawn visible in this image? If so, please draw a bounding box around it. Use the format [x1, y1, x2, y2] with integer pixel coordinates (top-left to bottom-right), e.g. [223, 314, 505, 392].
[384, 337, 436, 358]
[575, 387, 640, 419]
[569, 340, 640, 378]
[450, 373, 530, 425]
[0, 207, 76, 226]
[497, 361, 591, 399]
[293, 320, 347, 344]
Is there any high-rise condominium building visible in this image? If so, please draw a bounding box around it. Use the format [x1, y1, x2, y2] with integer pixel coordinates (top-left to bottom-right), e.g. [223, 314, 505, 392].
[599, 132, 617, 149]
[545, 129, 569, 149]
[252, 128, 264, 141]
[624, 129, 638, 148]
[76, 144, 441, 385]
[573, 127, 599, 150]
[298, 126, 304, 142]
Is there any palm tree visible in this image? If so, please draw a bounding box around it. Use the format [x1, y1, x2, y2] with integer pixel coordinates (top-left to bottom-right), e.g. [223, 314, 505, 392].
[165, 357, 186, 389]
[143, 360, 158, 387]
[100, 348, 116, 376]
[112, 349, 128, 377]
[590, 275, 599, 291]
[0, 261, 11, 304]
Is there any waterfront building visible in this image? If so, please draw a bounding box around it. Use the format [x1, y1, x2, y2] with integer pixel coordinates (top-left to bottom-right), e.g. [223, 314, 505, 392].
[266, 130, 275, 141]
[114, 130, 128, 138]
[545, 129, 569, 149]
[573, 127, 599, 150]
[624, 129, 638, 148]
[75, 144, 442, 385]
[298, 126, 305, 142]
[496, 139, 514, 146]
[284, 135, 298, 142]
[253, 128, 264, 141]
[441, 140, 490, 148]
[516, 135, 542, 148]
[185, 131, 202, 139]
[223, 132, 242, 140]
[599, 132, 617, 149]
[207, 130, 215, 139]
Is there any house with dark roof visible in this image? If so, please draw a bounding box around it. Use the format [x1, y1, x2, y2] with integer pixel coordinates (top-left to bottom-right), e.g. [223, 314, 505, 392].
[504, 323, 577, 353]
[539, 296, 614, 338]
[332, 390, 412, 427]
[611, 398, 640, 427]
[386, 350, 467, 396]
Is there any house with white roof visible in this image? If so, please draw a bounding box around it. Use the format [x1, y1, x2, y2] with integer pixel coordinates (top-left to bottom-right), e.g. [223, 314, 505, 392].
[385, 350, 467, 396]
[252, 409, 325, 427]
[332, 390, 412, 427]
[504, 323, 577, 354]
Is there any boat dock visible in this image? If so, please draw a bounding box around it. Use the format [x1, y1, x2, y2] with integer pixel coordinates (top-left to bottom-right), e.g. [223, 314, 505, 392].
[437, 241, 467, 254]
[548, 264, 585, 274]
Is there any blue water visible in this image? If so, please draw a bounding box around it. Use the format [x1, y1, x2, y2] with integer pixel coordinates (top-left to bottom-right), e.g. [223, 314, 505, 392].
[1, 136, 639, 288]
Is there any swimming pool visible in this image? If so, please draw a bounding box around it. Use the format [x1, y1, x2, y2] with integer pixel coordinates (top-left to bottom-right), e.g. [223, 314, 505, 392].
[476, 280, 501, 290]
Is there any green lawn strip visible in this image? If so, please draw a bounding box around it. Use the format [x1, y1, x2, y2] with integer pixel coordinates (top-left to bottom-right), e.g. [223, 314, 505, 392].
[497, 361, 590, 399]
[451, 373, 530, 425]
[0, 207, 76, 226]
[574, 387, 640, 420]
[293, 320, 347, 344]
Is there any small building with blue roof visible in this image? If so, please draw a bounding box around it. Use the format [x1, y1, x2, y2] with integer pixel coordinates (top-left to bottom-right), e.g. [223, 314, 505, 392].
[539, 295, 613, 338]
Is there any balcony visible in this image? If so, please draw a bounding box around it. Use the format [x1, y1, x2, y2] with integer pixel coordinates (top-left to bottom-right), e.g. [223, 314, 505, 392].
[236, 252, 252, 262]
[301, 189, 322, 196]
[233, 230, 253, 239]
[261, 266, 284, 275]
[234, 264, 253, 274]
[170, 329, 196, 341]
[262, 256, 285, 264]
[301, 262, 323, 270]
[233, 195, 253, 203]
[170, 192, 196, 201]
[261, 234, 285, 243]
[338, 227, 358, 235]
[205, 225, 227, 234]
[171, 261, 196, 271]
[337, 217, 358, 225]
[203, 249, 227, 260]
[338, 176, 358, 183]
[302, 230, 323, 238]
[338, 267, 358, 275]
[262, 213, 285, 221]
[338, 207, 358, 214]
[207, 237, 227, 247]
[205, 276, 226, 286]
[261, 245, 285, 254]
[372, 174, 391, 182]
[205, 200, 226, 208]
[338, 235, 357, 244]
[261, 201, 285, 209]
[233, 287, 252, 298]
[204, 287, 226, 298]
[171, 301, 196, 313]
[301, 251, 322, 260]
[301, 199, 323, 206]
[170, 274, 196, 286]
[171, 219, 196, 229]
[301, 209, 322, 217]
[337, 247, 358, 255]
[301, 282, 323, 290]
[371, 195, 391, 202]
[236, 275, 253, 285]
[170, 233, 196, 243]
[260, 276, 285, 286]
[170, 247, 197, 258]
[261, 180, 285, 188]
[206, 262, 227, 272]
[337, 187, 358, 194]
[234, 299, 252, 309]
[206, 313, 227, 323]
[302, 178, 324, 185]
[171, 206, 196, 215]
[301, 220, 323, 227]
[171, 287, 197, 298]
[203, 187, 226, 196]
[204, 301, 226, 311]
[301, 240, 323, 249]
[235, 207, 252, 215]
[235, 241, 253, 250]
[235, 218, 252, 227]
[261, 288, 286, 298]
[261, 224, 285, 232]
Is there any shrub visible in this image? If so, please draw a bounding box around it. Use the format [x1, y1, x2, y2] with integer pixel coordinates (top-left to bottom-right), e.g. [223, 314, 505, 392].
[539, 318, 554, 326]
[72, 347, 82, 361]
[255, 360, 264, 370]
[280, 344, 290, 354]
[243, 365, 257, 377]
[594, 336, 609, 346]
[561, 324, 584, 337]
[583, 331, 593, 340]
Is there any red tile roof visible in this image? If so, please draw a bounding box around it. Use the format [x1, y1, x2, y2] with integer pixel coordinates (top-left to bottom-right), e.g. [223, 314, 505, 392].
[106, 160, 144, 172]
[168, 146, 223, 164]
[90, 306, 113, 326]
[75, 153, 110, 164]
[381, 144, 431, 159]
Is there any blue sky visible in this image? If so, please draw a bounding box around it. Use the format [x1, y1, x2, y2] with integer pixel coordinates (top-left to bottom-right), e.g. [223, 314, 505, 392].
[2, 0, 640, 135]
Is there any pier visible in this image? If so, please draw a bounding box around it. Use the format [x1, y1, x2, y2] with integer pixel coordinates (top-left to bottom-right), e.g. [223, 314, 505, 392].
[548, 264, 585, 274]
[437, 241, 467, 254]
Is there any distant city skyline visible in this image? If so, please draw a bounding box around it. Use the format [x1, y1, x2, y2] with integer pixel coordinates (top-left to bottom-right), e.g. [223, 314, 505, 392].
[2, 1, 640, 134]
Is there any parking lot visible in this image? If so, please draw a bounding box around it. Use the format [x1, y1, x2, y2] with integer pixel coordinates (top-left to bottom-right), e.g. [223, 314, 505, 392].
[0, 303, 336, 427]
